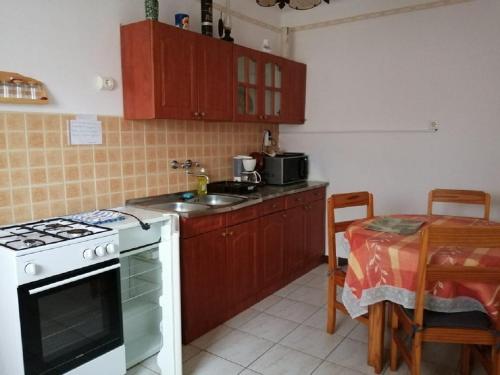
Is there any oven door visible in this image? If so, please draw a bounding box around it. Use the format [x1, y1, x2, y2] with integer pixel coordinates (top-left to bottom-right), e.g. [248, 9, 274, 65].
[17, 259, 123, 375]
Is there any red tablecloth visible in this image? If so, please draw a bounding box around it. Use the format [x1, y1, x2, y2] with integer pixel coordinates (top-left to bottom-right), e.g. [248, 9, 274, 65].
[342, 215, 500, 320]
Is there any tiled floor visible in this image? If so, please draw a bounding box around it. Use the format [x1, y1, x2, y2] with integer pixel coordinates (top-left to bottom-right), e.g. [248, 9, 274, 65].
[127, 263, 486, 375]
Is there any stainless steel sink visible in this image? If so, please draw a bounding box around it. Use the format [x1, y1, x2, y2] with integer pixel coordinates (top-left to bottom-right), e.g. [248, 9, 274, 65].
[148, 202, 211, 213]
[188, 194, 246, 207]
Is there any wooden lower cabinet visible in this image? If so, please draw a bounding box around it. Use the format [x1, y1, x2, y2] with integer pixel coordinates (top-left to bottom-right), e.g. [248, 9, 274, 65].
[284, 205, 306, 281]
[258, 211, 286, 295]
[226, 219, 259, 316]
[180, 188, 326, 343]
[181, 228, 227, 343]
[304, 199, 326, 268]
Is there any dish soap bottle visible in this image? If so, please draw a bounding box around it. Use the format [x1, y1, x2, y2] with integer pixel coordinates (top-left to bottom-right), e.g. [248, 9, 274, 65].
[197, 168, 209, 196]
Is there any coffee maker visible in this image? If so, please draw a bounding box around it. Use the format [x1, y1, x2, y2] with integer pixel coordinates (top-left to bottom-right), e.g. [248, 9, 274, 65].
[233, 155, 261, 183]
[233, 155, 252, 182]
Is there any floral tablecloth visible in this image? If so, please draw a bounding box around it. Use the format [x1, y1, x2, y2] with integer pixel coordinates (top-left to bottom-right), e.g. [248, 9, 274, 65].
[342, 215, 500, 320]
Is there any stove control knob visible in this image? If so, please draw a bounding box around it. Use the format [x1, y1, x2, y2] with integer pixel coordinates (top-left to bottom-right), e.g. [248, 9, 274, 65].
[95, 246, 106, 257]
[25, 263, 38, 275]
[83, 249, 95, 260]
[106, 243, 117, 254]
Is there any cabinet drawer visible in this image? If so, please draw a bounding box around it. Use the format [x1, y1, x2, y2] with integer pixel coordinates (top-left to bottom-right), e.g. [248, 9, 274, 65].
[285, 191, 309, 209]
[227, 205, 259, 226]
[306, 187, 326, 203]
[260, 197, 285, 216]
[181, 213, 226, 239]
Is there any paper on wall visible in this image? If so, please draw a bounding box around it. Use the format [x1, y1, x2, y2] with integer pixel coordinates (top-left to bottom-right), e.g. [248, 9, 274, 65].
[69, 118, 102, 145]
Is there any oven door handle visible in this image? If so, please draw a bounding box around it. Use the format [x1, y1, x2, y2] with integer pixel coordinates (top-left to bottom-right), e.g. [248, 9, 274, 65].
[28, 264, 120, 295]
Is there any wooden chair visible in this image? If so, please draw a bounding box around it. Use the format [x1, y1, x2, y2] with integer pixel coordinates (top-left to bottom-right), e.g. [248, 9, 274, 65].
[389, 225, 500, 375]
[427, 189, 491, 220]
[326, 191, 374, 334]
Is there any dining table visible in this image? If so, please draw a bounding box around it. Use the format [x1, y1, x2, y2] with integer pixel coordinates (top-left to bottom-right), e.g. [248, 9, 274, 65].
[340, 214, 500, 374]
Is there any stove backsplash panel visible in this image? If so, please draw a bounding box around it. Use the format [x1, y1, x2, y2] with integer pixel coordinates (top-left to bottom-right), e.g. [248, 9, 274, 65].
[0, 112, 278, 225]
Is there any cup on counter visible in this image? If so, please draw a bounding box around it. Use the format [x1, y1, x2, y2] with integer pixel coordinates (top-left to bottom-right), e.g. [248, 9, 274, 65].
[175, 13, 189, 29]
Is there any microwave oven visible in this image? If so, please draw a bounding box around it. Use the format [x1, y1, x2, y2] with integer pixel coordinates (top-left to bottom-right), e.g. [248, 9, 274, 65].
[263, 153, 309, 185]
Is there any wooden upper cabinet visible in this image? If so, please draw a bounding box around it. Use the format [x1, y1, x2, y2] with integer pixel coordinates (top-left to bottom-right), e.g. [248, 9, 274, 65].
[233, 45, 262, 122]
[282, 60, 307, 124]
[233, 45, 306, 124]
[261, 54, 288, 123]
[121, 20, 306, 124]
[121, 20, 232, 121]
[197, 37, 233, 121]
[154, 22, 197, 120]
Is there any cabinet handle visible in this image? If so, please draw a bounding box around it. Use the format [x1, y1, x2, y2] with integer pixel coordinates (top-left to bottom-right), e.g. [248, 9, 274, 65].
[271, 204, 277, 208]
[201, 112, 206, 117]
[193, 111, 200, 118]
[222, 232, 227, 237]
[259, 115, 264, 120]
[229, 231, 234, 236]
[282, 214, 287, 219]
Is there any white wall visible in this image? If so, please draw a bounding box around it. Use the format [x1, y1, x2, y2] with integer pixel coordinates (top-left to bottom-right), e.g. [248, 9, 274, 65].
[0, 0, 281, 116]
[280, 0, 500, 220]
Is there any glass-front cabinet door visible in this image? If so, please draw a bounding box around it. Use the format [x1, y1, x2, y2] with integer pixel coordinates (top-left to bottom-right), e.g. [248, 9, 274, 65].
[263, 59, 283, 122]
[234, 46, 260, 121]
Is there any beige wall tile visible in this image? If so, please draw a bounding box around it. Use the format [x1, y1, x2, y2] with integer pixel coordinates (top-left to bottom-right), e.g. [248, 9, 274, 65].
[0, 111, 277, 222]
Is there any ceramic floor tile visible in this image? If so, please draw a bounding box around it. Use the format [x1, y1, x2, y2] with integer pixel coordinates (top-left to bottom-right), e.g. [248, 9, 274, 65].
[249, 344, 322, 375]
[126, 364, 158, 375]
[239, 370, 263, 375]
[205, 330, 274, 367]
[280, 325, 344, 359]
[190, 324, 234, 349]
[313, 361, 365, 375]
[326, 337, 373, 374]
[183, 345, 202, 363]
[239, 312, 299, 342]
[383, 360, 458, 375]
[310, 263, 328, 276]
[141, 354, 160, 373]
[334, 312, 359, 337]
[421, 342, 460, 367]
[305, 274, 328, 290]
[266, 298, 320, 323]
[287, 285, 327, 307]
[225, 308, 262, 329]
[183, 352, 244, 375]
[273, 282, 301, 297]
[302, 307, 328, 330]
[348, 323, 368, 344]
[293, 272, 318, 285]
[252, 295, 283, 312]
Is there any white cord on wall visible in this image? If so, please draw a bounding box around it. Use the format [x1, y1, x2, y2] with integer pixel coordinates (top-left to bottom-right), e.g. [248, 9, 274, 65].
[280, 122, 440, 135]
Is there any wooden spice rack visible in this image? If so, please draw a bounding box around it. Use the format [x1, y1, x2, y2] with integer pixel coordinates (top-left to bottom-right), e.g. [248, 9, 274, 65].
[0, 71, 49, 104]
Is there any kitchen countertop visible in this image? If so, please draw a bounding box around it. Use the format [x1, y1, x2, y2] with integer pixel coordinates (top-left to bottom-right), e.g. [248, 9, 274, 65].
[126, 181, 329, 218]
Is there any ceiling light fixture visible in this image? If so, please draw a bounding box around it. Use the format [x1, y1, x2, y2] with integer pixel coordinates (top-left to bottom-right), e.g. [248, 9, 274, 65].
[256, 0, 330, 10]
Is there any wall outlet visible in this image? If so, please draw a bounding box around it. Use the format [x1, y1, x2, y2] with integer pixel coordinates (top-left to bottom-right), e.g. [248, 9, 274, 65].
[96, 75, 115, 91]
[430, 121, 439, 132]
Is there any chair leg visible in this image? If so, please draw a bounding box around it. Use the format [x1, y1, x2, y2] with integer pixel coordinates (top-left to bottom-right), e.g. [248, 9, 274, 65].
[459, 345, 471, 375]
[411, 333, 422, 375]
[326, 275, 336, 334]
[491, 344, 498, 375]
[389, 305, 399, 371]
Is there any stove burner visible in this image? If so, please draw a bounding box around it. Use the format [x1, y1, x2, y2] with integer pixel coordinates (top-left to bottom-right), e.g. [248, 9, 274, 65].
[64, 228, 93, 238]
[24, 239, 46, 248]
[45, 223, 70, 230]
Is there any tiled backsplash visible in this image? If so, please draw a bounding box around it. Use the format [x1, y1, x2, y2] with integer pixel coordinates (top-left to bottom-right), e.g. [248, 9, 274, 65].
[0, 111, 278, 225]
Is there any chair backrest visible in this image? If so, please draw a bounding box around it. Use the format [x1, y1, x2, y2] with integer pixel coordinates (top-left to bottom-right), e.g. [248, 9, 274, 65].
[427, 189, 491, 220]
[327, 192, 374, 270]
[414, 225, 500, 331]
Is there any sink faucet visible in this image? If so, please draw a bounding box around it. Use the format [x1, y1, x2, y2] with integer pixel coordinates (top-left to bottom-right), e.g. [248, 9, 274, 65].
[170, 160, 200, 175]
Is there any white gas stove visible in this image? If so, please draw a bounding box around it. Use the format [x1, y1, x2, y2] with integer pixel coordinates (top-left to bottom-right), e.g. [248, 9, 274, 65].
[0, 217, 125, 375]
